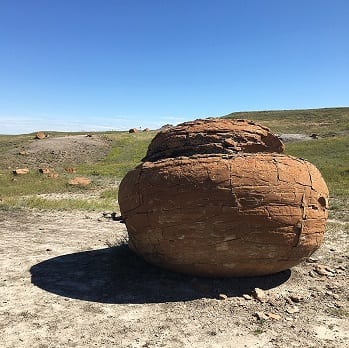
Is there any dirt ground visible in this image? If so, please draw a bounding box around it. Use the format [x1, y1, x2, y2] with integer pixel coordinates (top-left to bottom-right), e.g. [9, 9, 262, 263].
[0, 209, 348, 347]
[6, 134, 111, 169]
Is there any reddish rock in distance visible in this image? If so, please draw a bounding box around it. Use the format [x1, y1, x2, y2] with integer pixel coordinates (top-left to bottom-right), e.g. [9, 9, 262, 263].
[68, 177, 91, 186]
[12, 168, 30, 175]
[35, 132, 46, 140]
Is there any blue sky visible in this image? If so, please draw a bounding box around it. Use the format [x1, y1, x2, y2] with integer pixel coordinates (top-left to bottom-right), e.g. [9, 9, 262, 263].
[0, 0, 348, 134]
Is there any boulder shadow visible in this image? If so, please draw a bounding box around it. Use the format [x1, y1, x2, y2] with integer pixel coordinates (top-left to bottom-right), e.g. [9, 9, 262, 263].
[30, 244, 291, 304]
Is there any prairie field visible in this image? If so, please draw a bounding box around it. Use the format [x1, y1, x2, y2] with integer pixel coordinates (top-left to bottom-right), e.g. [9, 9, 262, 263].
[0, 107, 348, 347]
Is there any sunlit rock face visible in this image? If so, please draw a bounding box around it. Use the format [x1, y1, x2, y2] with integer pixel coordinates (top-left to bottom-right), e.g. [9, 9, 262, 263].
[118, 119, 329, 277]
[144, 119, 285, 162]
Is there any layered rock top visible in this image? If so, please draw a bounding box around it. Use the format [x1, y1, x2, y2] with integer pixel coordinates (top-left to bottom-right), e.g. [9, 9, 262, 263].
[144, 119, 284, 161]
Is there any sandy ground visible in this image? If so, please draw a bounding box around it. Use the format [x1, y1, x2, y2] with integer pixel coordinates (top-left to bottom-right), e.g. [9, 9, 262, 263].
[6, 135, 111, 169]
[0, 210, 348, 348]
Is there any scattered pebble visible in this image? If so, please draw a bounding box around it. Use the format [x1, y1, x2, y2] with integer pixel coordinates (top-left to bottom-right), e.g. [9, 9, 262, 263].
[266, 312, 282, 320]
[254, 311, 268, 320]
[252, 288, 267, 303]
[286, 306, 300, 314]
[289, 295, 302, 303]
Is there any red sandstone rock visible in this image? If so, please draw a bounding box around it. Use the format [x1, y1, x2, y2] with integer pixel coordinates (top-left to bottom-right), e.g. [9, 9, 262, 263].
[35, 132, 46, 140]
[64, 167, 77, 173]
[144, 118, 284, 161]
[68, 177, 91, 186]
[12, 168, 29, 175]
[38, 168, 51, 174]
[118, 118, 328, 277]
[119, 153, 329, 277]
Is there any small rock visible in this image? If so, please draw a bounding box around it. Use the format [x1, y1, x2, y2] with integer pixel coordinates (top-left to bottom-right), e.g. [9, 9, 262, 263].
[252, 288, 267, 303]
[266, 312, 282, 320]
[12, 168, 29, 175]
[129, 128, 139, 133]
[65, 167, 77, 173]
[218, 293, 228, 300]
[286, 306, 300, 314]
[47, 173, 59, 179]
[39, 168, 51, 174]
[306, 257, 319, 263]
[242, 294, 252, 300]
[267, 299, 277, 307]
[314, 265, 330, 276]
[46, 248, 52, 252]
[19, 150, 28, 155]
[103, 212, 113, 219]
[68, 177, 91, 186]
[333, 294, 340, 300]
[35, 132, 46, 139]
[324, 266, 336, 273]
[254, 311, 268, 321]
[111, 212, 124, 221]
[289, 295, 302, 303]
[308, 270, 317, 277]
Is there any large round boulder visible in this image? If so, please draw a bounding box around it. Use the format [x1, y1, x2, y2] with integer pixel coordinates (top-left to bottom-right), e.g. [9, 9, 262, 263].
[119, 153, 328, 277]
[118, 118, 329, 277]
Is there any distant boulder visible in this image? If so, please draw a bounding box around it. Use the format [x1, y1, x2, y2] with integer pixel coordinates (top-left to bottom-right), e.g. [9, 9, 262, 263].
[35, 132, 46, 140]
[38, 168, 52, 174]
[143, 128, 150, 132]
[13, 168, 29, 175]
[68, 176, 91, 186]
[129, 128, 139, 133]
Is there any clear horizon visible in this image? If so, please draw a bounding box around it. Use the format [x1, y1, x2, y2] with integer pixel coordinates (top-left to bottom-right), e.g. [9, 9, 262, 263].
[1, 0, 348, 134]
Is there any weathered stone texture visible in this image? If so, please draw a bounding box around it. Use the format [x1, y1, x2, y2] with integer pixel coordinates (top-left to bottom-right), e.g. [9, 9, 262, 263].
[144, 119, 284, 162]
[118, 153, 329, 277]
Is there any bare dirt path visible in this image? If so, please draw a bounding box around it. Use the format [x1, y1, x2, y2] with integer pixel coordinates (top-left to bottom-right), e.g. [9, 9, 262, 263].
[0, 210, 348, 347]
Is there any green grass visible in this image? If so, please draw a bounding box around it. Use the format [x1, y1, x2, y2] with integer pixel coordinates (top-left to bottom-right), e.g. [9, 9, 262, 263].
[224, 107, 349, 135]
[77, 131, 156, 178]
[285, 136, 349, 198]
[0, 131, 154, 211]
[0, 196, 116, 211]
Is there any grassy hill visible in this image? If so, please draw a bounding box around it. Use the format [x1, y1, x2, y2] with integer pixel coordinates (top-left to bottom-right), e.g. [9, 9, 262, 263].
[223, 107, 349, 135]
[0, 107, 348, 220]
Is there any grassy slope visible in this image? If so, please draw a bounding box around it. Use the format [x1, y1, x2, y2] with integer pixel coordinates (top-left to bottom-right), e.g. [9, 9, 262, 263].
[0, 107, 348, 214]
[223, 107, 349, 135]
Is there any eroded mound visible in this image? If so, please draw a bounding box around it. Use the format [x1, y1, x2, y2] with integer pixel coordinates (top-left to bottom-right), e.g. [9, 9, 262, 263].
[144, 119, 284, 161]
[11, 135, 111, 168]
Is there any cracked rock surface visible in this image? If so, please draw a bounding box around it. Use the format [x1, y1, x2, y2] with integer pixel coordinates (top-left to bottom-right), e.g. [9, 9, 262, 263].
[144, 118, 284, 162]
[119, 119, 329, 277]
